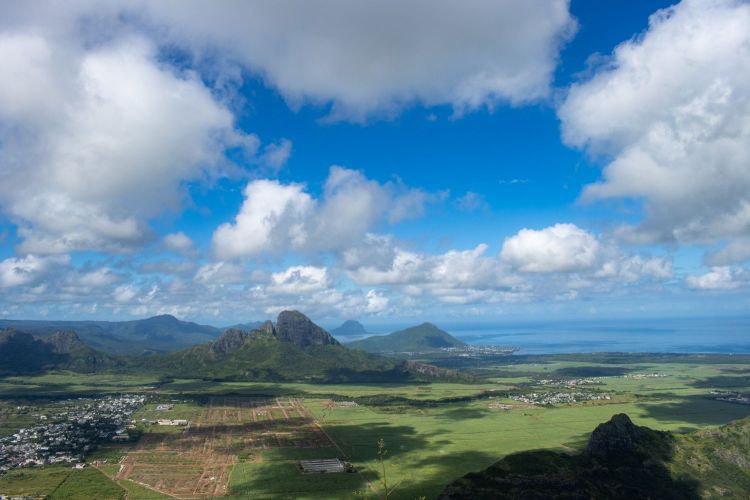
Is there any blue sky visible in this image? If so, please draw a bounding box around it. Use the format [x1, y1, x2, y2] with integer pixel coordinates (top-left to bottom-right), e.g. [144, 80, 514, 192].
[0, 0, 749, 325]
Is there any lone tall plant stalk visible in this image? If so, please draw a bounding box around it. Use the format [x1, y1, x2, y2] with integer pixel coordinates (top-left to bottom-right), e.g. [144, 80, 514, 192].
[377, 438, 390, 500]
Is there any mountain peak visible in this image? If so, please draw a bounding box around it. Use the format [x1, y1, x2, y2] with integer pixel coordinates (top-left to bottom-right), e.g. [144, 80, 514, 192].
[211, 328, 251, 355]
[275, 310, 339, 347]
[585, 413, 647, 458]
[348, 322, 465, 353]
[330, 319, 367, 337]
[147, 314, 179, 322]
[44, 330, 86, 354]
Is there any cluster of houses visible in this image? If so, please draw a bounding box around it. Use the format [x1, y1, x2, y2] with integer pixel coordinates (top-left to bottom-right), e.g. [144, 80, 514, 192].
[535, 377, 604, 387]
[0, 395, 144, 474]
[510, 391, 612, 406]
[438, 345, 519, 357]
[710, 390, 750, 405]
[623, 372, 667, 379]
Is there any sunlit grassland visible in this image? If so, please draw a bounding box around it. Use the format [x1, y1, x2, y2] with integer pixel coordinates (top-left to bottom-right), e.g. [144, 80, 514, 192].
[1, 357, 749, 498]
[0, 465, 125, 499]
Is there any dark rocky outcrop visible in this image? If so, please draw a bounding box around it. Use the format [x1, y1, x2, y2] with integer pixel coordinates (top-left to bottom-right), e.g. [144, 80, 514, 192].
[259, 320, 275, 336]
[44, 330, 87, 354]
[0, 329, 118, 375]
[585, 413, 644, 458]
[274, 310, 339, 347]
[211, 328, 252, 356]
[439, 413, 701, 500]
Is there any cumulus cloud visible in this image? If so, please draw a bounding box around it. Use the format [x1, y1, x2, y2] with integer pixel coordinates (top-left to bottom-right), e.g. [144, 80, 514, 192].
[704, 238, 750, 266]
[267, 266, 330, 295]
[194, 261, 246, 285]
[0, 254, 69, 288]
[686, 266, 747, 290]
[76, 268, 121, 288]
[163, 232, 195, 254]
[344, 237, 528, 306]
[135, 0, 575, 120]
[559, 0, 750, 245]
[212, 180, 314, 259]
[500, 223, 600, 273]
[2, 0, 575, 122]
[0, 32, 256, 254]
[212, 167, 438, 259]
[258, 139, 293, 173]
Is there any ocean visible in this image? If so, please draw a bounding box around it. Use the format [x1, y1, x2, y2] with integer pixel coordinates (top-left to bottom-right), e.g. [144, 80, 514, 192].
[445, 316, 750, 354]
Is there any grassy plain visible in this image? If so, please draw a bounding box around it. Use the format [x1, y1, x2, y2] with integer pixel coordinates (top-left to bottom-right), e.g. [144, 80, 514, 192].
[0, 356, 749, 498]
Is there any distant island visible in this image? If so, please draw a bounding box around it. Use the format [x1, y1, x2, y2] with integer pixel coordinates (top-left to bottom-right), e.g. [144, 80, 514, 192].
[347, 322, 518, 357]
[330, 319, 371, 338]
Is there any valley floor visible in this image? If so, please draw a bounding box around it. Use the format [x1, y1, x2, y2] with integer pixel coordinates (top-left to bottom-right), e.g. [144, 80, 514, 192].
[1, 355, 749, 499]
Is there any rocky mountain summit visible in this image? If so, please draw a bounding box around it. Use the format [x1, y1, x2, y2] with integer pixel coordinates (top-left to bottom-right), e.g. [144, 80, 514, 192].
[585, 413, 653, 458]
[439, 413, 703, 499]
[44, 331, 88, 354]
[210, 311, 338, 355]
[274, 310, 339, 347]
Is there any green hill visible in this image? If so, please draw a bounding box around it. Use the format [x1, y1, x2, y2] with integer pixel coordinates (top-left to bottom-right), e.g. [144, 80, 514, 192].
[134, 311, 466, 383]
[0, 311, 468, 383]
[0, 315, 221, 354]
[330, 319, 370, 337]
[439, 413, 750, 499]
[347, 322, 467, 353]
[0, 329, 121, 375]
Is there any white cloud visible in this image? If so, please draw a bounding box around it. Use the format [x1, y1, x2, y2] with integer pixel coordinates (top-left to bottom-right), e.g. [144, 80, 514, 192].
[686, 266, 746, 290]
[364, 290, 389, 314]
[194, 261, 246, 285]
[500, 223, 600, 273]
[77, 268, 120, 288]
[0, 32, 257, 254]
[1, 1, 575, 121]
[704, 238, 750, 266]
[559, 0, 750, 244]
[259, 139, 293, 172]
[267, 266, 330, 295]
[455, 192, 489, 212]
[345, 239, 528, 306]
[137, 0, 575, 120]
[163, 232, 194, 254]
[212, 180, 314, 259]
[593, 255, 673, 283]
[0, 254, 69, 288]
[113, 285, 138, 304]
[212, 167, 438, 259]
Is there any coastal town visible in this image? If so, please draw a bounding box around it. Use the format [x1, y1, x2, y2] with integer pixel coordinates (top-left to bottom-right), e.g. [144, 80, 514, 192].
[0, 395, 144, 474]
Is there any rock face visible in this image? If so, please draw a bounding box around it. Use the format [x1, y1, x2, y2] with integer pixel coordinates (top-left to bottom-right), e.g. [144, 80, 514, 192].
[44, 331, 85, 354]
[274, 311, 339, 347]
[438, 413, 692, 500]
[258, 320, 275, 336]
[586, 413, 643, 458]
[211, 329, 251, 355]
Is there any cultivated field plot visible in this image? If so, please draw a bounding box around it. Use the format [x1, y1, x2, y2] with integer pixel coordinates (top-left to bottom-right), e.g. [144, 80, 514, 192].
[118, 397, 334, 498]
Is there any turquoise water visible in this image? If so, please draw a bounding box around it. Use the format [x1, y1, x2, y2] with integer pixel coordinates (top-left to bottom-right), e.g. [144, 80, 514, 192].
[447, 316, 750, 354]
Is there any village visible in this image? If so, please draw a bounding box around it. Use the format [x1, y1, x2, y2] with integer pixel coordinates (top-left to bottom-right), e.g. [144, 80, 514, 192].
[710, 390, 750, 405]
[510, 391, 612, 406]
[534, 377, 604, 387]
[0, 395, 145, 474]
[438, 345, 519, 356]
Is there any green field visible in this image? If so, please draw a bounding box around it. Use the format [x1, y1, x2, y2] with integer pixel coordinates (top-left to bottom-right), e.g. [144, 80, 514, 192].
[1, 355, 749, 499]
